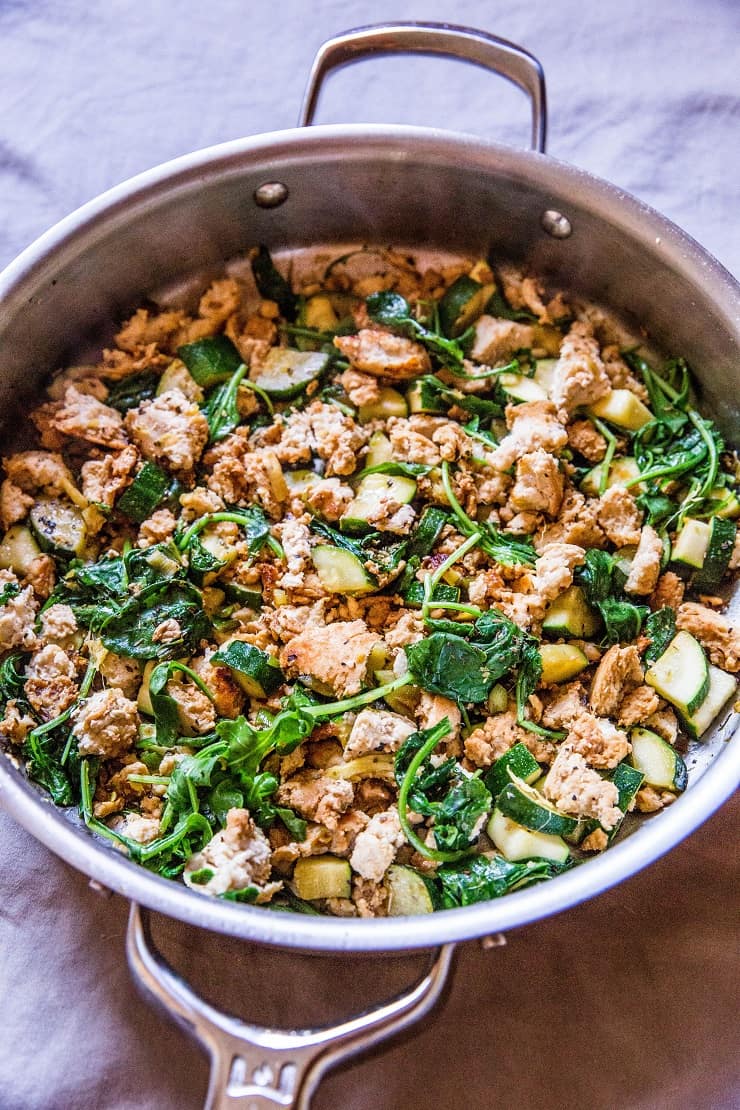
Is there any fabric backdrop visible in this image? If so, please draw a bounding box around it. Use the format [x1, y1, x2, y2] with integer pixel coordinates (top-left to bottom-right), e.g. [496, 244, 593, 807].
[0, 1, 738, 1108]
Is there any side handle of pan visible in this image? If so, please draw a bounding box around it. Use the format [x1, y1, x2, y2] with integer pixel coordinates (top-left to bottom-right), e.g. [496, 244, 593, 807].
[126, 903, 456, 1110]
[298, 21, 547, 153]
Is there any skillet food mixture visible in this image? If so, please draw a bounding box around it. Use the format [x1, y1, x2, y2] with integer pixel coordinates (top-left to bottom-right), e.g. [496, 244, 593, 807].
[1, 246, 738, 916]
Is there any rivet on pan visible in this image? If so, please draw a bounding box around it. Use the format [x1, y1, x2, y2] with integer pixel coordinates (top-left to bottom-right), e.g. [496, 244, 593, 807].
[541, 209, 572, 238]
[480, 932, 507, 950]
[88, 878, 113, 898]
[254, 182, 289, 208]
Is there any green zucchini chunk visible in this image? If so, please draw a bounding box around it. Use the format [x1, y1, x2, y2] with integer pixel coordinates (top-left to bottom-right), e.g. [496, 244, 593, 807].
[692, 518, 736, 593]
[340, 473, 417, 534]
[213, 640, 284, 698]
[249, 349, 328, 399]
[644, 630, 709, 717]
[438, 274, 493, 338]
[496, 774, 578, 836]
[311, 545, 375, 594]
[683, 664, 738, 739]
[29, 497, 87, 557]
[542, 585, 600, 639]
[387, 865, 434, 915]
[629, 728, 688, 792]
[484, 743, 541, 801]
[486, 808, 570, 864]
[117, 461, 171, 523]
[292, 855, 351, 900]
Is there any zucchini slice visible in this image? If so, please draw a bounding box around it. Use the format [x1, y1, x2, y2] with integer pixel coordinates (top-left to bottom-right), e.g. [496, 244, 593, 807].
[629, 728, 688, 792]
[365, 430, 393, 469]
[311, 545, 375, 594]
[249, 349, 328, 399]
[533, 358, 557, 396]
[212, 640, 284, 698]
[693, 518, 736, 593]
[178, 335, 243, 388]
[683, 664, 738, 739]
[0, 524, 41, 575]
[387, 865, 434, 915]
[358, 386, 408, 423]
[542, 585, 600, 639]
[283, 469, 322, 498]
[587, 389, 653, 430]
[708, 486, 740, 520]
[340, 473, 417, 534]
[486, 808, 570, 864]
[29, 497, 87, 557]
[156, 359, 203, 402]
[671, 519, 710, 570]
[222, 581, 263, 610]
[438, 274, 494, 338]
[295, 293, 339, 349]
[581, 456, 643, 498]
[117, 461, 171, 524]
[497, 773, 579, 836]
[645, 631, 710, 718]
[498, 373, 548, 403]
[292, 855, 351, 901]
[484, 742, 541, 800]
[539, 643, 589, 684]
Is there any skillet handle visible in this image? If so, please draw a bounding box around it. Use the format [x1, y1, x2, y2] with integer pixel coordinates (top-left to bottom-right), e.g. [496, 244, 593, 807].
[126, 903, 456, 1110]
[299, 21, 547, 152]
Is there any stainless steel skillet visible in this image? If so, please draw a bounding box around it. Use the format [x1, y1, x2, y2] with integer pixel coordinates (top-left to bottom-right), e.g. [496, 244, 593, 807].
[0, 22, 738, 1109]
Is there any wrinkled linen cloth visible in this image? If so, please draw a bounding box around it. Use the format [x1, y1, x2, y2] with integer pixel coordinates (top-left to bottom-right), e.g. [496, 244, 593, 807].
[0, 1, 738, 1108]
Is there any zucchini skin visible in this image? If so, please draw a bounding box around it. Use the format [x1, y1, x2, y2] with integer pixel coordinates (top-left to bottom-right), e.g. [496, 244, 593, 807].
[213, 641, 284, 697]
[117, 461, 171, 524]
[693, 518, 736, 593]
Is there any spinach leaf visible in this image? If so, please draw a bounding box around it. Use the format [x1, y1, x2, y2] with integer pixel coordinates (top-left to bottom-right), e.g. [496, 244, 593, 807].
[395, 719, 490, 858]
[415, 375, 504, 418]
[101, 582, 212, 661]
[576, 549, 615, 606]
[0, 581, 20, 606]
[624, 352, 723, 520]
[105, 371, 158, 413]
[644, 607, 677, 664]
[636, 490, 678, 528]
[428, 773, 491, 853]
[366, 292, 467, 371]
[599, 597, 649, 644]
[203, 362, 248, 443]
[178, 335, 243, 387]
[405, 633, 493, 703]
[358, 461, 434, 479]
[148, 661, 215, 747]
[0, 653, 28, 713]
[251, 245, 298, 321]
[24, 723, 75, 806]
[434, 853, 572, 908]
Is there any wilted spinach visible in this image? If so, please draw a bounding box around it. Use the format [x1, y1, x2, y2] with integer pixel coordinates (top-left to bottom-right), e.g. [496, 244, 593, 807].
[395, 719, 491, 861]
[251, 245, 298, 321]
[434, 853, 573, 908]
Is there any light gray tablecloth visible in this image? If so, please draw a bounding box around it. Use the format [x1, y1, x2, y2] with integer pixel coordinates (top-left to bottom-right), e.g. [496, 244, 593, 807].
[0, 2, 738, 1108]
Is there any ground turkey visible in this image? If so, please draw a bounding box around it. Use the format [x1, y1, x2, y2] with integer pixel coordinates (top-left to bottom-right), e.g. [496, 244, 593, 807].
[279, 620, 381, 698]
[72, 688, 139, 759]
[183, 808, 282, 902]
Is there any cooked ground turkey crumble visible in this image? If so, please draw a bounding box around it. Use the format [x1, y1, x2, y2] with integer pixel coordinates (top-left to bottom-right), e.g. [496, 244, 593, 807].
[0, 245, 737, 917]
